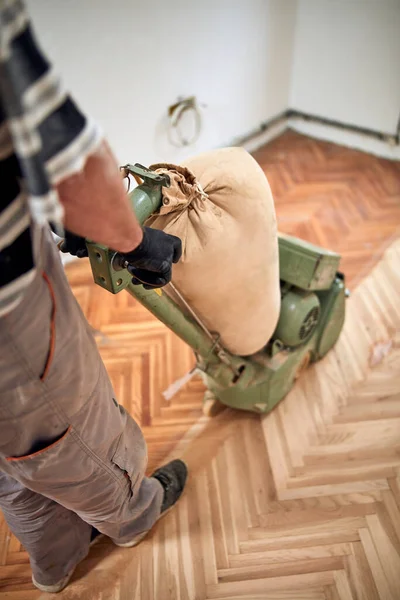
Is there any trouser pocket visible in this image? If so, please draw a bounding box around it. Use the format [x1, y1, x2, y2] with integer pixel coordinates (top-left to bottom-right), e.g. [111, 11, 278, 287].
[6, 425, 120, 509]
[6, 427, 71, 462]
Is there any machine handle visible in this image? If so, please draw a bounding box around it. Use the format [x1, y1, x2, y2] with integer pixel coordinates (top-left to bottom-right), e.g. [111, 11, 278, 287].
[128, 184, 163, 226]
[87, 163, 169, 294]
[122, 163, 169, 226]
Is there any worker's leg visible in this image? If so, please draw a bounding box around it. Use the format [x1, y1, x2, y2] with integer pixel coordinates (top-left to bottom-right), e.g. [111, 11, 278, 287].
[0, 224, 170, 588]
[0, 360, 163, 543]
[0, 471, 92, 588]
[0, 223, 164, 539]
[0, 358, 164, 537]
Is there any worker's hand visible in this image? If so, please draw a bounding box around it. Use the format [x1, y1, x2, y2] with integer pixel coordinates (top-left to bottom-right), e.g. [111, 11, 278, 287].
[123, 227, 182, 289]
[59, 230, 88, 258]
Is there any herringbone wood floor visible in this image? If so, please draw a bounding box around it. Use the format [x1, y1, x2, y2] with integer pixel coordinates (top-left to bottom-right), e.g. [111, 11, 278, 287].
[1, 132, 399, 599]
[254, 131, 400, 290]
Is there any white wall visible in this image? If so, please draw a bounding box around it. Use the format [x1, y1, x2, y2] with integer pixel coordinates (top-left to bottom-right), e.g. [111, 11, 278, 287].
[26, 0, 400, 165]
[290, 0, 400, 135]
[27, 0, 296, 166]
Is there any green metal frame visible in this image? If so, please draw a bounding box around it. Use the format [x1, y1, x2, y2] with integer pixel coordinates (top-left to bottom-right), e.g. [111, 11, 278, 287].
[87, 164, 346, 414]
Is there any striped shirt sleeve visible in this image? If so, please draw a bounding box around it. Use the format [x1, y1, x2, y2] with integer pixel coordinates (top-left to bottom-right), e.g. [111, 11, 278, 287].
[0, 0, 103, 316]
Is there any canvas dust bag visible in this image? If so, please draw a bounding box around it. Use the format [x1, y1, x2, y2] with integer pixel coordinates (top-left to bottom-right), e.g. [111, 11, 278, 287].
[147, 147, 280, 356]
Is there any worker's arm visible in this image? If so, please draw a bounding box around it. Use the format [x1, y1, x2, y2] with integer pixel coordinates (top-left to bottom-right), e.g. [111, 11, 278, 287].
[56, 140, 143, 253]
[0, 3, 179, 314]
[0, 3, 181, 289]
[57, 140, 182, 288]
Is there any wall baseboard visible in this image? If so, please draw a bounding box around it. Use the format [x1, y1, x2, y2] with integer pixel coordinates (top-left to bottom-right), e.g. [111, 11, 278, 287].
[287, 109, 399, 146]
[288, 118, 400, 161]
[235, 120, 288, 154]
[231, 109, 400, 160]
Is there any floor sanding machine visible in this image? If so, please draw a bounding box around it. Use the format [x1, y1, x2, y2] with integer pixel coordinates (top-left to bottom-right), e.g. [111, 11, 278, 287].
[87, 164, 346, 416]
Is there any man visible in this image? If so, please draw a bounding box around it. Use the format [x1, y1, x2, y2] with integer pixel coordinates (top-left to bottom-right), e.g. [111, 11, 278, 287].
[0, 0, 187, 593]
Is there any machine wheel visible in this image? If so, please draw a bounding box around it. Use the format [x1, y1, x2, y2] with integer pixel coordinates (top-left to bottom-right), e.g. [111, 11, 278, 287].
[294, 350, 311, 380]
[202, 391, 225, 417]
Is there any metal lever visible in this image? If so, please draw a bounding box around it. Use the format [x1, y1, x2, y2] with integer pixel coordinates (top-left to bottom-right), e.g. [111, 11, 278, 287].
[113, 256, 211, 337]
[120, 163, 170, 189]
[168, 282, 241, 376]
[168, 283, 213, 342]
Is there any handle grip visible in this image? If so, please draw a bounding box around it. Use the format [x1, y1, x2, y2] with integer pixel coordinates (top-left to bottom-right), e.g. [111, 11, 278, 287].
[128, 184, 163, 226]
[87, 163, 169, 293]
[123, 163, 169, 226]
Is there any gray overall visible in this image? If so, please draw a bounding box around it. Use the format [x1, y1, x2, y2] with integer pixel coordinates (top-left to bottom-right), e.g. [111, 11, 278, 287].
[0, 224, 162, 586]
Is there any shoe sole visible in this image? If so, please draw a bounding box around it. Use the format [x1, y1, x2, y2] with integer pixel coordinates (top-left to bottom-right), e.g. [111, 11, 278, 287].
[32, 570, 75, 594]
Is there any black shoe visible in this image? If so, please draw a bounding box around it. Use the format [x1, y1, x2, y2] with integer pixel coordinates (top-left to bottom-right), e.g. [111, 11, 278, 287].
[151, 459, 188, 513]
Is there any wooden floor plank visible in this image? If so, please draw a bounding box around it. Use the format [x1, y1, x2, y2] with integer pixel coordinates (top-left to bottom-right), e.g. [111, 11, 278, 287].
[206, 571, 334, 598]
[343, 542, 380, 600]
[359, 528, 395, 600]
[333, 570, 355, 600]
[1, 131, 399, 599]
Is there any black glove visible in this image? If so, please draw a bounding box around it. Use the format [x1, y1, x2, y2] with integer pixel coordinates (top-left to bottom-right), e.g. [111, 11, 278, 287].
[124, 227, 182, 289]
[59, 230, 88, 258]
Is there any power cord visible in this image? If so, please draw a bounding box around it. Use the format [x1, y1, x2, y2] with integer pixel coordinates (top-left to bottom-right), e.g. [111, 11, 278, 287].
[167, 97, 202, 148]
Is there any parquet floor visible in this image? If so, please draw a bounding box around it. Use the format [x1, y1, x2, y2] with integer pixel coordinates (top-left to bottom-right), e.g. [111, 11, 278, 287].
[1, 131, 400, 599]
[254, 131, 400, 289]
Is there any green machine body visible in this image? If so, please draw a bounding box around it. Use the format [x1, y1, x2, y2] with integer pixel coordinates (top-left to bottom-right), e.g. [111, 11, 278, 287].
[87, 164, 346, 416]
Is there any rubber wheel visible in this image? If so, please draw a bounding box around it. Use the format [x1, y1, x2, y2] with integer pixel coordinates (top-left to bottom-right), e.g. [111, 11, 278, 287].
[202, 392, 225, 417]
